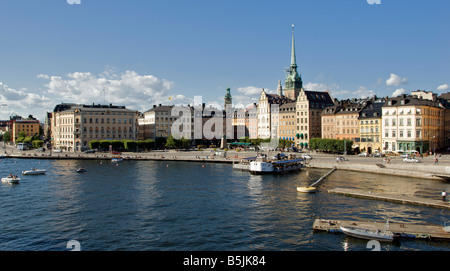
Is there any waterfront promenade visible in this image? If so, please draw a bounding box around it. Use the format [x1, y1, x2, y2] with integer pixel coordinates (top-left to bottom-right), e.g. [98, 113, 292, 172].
[2, 143, 450, 181]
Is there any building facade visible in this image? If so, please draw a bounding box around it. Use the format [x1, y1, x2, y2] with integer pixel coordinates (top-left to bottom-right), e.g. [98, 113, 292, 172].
[381, 94, 445, 154]
[358, 98, 384, 154]
[52, 103, 138, 151]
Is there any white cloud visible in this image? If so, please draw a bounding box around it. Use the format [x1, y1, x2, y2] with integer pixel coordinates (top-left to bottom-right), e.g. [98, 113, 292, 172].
[42, 70, 176, 112]
[353, 86, 375, 99]
[0, 82, 51, 118]
[392, 88, 407, 97]
[236, 86, 263, 96]
[386, 73, 408, 87]
[437, 84, 449, 91]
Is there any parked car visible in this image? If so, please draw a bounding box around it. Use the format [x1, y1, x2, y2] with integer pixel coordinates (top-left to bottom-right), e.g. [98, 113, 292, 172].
[84, 149, 96, 153]
[403, 157, 420, 163]
[374, 152, 385, 157]
[336, 156, 347, 161]
[301, 154, 312, 159]
[358, 152, 368, 157]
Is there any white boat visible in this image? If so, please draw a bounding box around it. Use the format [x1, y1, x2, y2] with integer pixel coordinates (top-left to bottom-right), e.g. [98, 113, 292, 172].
[2, 176, 20, 184]
[22, 168, 46, 175]
[249, 156, 304, 174]
[111, 156, 123, 162]
[340, 221, 399, 242]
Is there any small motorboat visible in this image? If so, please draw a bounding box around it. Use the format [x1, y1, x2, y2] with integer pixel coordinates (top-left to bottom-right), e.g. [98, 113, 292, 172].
[297, 186, 318, 193]
[22, 168, 46, 175]
[340, 221, 399, 242]
[2, 176, 20, 184]
[111, 156, 123, 163]
[76, 168, 87, 173]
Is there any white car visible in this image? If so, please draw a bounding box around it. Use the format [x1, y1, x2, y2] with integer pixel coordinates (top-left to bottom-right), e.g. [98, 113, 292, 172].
[358, 152, 368, 157]
[301, 154, 312, 159]
[403, 157, 420, 163]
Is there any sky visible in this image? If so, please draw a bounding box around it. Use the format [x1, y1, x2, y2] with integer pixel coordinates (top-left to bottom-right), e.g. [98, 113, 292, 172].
[0, 0, 449, 120]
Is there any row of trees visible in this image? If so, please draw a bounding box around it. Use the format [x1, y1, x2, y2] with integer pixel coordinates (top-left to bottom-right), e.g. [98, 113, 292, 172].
[309, 138, 354, 153]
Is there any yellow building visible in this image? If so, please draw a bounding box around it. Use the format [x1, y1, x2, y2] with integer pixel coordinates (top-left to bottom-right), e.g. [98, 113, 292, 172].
[358, 98, 384, 154]
[12, 118, 40, 143]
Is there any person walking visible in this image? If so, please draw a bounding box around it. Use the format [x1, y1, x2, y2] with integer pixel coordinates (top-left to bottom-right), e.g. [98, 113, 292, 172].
[442, 190, 447, 202]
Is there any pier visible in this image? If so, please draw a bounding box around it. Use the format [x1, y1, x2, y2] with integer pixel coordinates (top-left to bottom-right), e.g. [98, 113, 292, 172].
[313, 219, 450, 240]
[297, 168, 336, 193]
[329, 188, 450, 209]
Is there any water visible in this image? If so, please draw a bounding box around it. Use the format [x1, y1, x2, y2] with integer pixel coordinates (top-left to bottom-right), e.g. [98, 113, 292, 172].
[0, 158, 449, 251]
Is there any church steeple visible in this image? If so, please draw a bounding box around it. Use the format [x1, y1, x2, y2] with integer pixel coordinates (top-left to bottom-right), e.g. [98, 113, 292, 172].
[224, 86, 232, 108]
[277, 80, 283, 96]
[284, 24, 303, 100]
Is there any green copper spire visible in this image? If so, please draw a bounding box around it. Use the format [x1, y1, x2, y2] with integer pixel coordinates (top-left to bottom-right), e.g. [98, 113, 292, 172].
[291, 25, 297, 69]
[284, 24, 303, 100]
[224, 86, 232, 108]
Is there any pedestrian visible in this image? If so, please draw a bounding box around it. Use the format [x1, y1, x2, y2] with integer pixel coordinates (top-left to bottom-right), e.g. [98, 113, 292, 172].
[435, 157, 439, 165]
[442, 190, 447, 202]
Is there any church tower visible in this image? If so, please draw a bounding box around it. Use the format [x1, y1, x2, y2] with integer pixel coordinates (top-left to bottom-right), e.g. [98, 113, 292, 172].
[284, 25, 303, 100]
[224, 86, 232, 109]
[277, 80, 283, 96]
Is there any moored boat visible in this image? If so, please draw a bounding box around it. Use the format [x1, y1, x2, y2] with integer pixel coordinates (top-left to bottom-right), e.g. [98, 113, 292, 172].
[111, 156, 123, 162]
[249, 155, 304, 174]
[22, 168, 46, 175]
[340, 221, 400, 242]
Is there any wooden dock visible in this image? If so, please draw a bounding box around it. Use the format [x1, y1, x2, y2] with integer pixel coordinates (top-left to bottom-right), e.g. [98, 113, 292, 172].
[313, 219, 450, 240]
[329, 188, 450, 209]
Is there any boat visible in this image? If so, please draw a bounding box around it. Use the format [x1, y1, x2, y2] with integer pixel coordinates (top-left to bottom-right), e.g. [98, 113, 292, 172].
[340, 220, 400, 242]
[232, 157, 256, 171]
[111, 156, 123, 162]
[249, 155, 305, 174]
[297, 186, 317, 193]
[22, 168, 46, 175]
[76, 168, 87, 173]
[2, 175, 20, 184]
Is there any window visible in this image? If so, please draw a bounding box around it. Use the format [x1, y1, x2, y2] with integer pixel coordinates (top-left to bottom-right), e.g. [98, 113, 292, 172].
[407, 130, 411, 138]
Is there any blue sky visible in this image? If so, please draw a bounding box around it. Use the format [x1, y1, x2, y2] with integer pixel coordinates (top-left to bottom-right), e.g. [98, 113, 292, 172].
[0, 0, 449, 120]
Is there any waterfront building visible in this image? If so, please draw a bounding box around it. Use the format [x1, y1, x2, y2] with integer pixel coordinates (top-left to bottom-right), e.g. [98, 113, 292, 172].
[279, 102, 296, 142]
[334, 100, 365, 142]
[321, 103, 339, 140]
[11, 115, 40, 143]
[381, 93, 445, 154]
[257, 89, 293, 139]
[295, 90, 334, 148]
[358, 97, 385, 154]
[438, 92, 450, 149]
[138, 105, 175, 140]
[52, 103, 138, 151]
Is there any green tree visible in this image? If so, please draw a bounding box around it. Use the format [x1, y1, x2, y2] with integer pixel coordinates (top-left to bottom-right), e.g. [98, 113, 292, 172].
[165, 135, 178, 149]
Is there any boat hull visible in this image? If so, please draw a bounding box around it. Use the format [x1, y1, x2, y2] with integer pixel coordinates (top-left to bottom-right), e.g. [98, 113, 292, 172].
[22, 170, 46, 175]
[250, 160, 304, 174]
[1, 177, 20, 184]
[340, 226, 395, 242]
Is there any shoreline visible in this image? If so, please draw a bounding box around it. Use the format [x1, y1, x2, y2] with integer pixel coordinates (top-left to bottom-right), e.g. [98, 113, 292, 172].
[2, 149, 450, 180]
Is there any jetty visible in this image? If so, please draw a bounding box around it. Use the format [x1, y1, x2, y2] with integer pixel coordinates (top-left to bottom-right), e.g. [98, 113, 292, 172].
[329, 188, 450, 209]
[313, 219, 450, 240]
[297, 168, 336, 193]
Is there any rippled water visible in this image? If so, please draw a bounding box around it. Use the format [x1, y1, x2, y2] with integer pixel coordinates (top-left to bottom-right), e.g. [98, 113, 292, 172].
[0, 158, 449, 251]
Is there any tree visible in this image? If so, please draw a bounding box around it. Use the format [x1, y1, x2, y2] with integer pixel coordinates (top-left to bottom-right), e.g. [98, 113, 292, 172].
[165, 135, 178, 149]
[3, 131, 11, 142]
